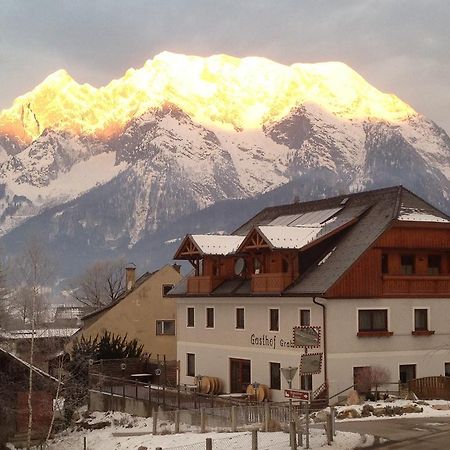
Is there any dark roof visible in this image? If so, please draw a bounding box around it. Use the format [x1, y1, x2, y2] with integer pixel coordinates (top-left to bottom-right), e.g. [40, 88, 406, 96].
[171, 186, 450, 297]
[0, 347, 60, 384]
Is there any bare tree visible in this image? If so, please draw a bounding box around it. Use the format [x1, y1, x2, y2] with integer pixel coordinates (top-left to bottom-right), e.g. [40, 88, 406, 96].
[69, 258, 126, 308]
[14, 239, 54, 450]
[354, 366, 390, 400]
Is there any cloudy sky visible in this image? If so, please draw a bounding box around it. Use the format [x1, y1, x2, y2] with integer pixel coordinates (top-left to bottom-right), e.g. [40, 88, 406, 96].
[1, 0, 449, 132]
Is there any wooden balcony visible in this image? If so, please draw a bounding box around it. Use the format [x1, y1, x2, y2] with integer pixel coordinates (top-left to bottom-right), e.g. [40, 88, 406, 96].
[251, 273, 293, 293]
[187, 276, 226, 294]
[382, 275, 450, 296]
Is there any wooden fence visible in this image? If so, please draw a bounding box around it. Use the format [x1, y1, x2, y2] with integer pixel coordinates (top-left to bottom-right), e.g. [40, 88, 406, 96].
[408, 376, 450, 400]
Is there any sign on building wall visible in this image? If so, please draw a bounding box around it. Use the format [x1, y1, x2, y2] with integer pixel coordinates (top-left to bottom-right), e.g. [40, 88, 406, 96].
[300, 353, 322, 375]
[293, 326, 321, 348]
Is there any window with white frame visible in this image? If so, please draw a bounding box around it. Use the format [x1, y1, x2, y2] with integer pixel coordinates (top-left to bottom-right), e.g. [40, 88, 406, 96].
[206, 307, 215, 328]
[414, 308, 428, 331]
[236, 308, 245, 329]
[299, 309, 311, 326]
[269, 308, 279, 332]
[187, 353, 195, 377]
[187, 307, 195, 328]
[358, 309, 388, 332]
[156, 320, 175, 335]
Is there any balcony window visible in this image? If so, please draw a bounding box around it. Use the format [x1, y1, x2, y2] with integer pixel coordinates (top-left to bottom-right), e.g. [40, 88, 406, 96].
[358, 309, 388, 332]
[254, 257, 263, 274]
[428, 255, 441, 275]
[156, 320, 175, 336]
[269, 308, 279, 332]
[236, 308, 245, 330]
[414, 309, 428, 331]
[187, 307, 195, 328]
[401, 255, 415, 275]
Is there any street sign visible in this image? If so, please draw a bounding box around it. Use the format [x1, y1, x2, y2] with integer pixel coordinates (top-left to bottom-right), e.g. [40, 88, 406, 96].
[300, 353, 322, 375]
[293, 326, 321, 348]
[281, 366, 298, 384]
[284, 389, 310, 402]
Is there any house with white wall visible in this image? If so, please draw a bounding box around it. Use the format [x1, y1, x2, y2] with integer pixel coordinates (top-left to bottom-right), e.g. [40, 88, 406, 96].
[169, 186, 450, 402]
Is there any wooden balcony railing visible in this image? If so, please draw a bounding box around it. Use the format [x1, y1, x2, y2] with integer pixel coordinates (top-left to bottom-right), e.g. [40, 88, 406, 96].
[187, 276, 226, 294]
[382, 275, 450, 296]
[251, 273, 293, 293]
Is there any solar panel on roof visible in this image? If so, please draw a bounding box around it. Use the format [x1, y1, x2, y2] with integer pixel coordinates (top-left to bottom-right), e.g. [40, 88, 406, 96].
[268, 214, 303, 226]
[290, 208, 342, 227]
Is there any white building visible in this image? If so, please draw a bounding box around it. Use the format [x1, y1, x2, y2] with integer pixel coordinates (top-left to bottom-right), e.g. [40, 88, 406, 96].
[169, 186, 450, 402]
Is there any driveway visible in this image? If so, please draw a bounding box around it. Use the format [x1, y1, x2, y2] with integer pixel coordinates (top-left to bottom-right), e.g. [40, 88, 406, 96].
[335, 416, 450, 449]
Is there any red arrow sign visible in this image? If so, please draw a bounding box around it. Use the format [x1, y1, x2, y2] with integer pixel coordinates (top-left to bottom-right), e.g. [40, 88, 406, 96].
[284, 389, 310, 401]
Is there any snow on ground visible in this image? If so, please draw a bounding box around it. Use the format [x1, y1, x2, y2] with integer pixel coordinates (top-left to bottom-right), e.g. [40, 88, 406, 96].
[335, 398, 450, 422]
[31, 411, 372, 450]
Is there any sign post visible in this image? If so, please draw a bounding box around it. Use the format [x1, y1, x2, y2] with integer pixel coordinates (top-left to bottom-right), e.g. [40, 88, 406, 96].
[281, 366, 298, 422]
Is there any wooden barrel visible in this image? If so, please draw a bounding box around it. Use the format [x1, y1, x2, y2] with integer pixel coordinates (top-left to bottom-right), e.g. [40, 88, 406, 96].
[246, 384, 256, 398]
[198, 376, 210, 394]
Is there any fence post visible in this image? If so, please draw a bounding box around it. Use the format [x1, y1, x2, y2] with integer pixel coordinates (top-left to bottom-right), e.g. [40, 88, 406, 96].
[206, 437, 212, 450]
[148, 383, 152, 406]
[175, 409, 180, 434]
[152, 407, 158, 435]
[289, 420, 297, 450]
[264, 402, 270, 432]
[177, 382, 181, 410]
[330, 406, 336, 437]
[231, 406, 237, 432]
[305, 405, 310, 449]
[290, 421, 297, 449]
[135, 380, 138, 399]
[252, 429, 258, 450]
[200, 407, 206, 433]
[325, 413, 332, 444]
[83, 436, 87, 450]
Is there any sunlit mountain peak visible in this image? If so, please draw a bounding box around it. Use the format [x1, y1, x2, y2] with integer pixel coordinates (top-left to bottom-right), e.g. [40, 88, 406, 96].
[0, 52, 416, 143]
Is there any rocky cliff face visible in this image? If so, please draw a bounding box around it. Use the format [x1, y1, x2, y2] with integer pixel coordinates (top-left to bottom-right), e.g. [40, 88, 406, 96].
[0, 53, 448, 279]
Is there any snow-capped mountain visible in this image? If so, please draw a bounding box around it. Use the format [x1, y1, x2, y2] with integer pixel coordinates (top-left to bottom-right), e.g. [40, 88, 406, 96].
[0, 52, 449, 278]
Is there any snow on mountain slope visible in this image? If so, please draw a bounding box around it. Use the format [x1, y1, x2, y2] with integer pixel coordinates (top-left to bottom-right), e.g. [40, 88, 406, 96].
[0, 53, 449, 279]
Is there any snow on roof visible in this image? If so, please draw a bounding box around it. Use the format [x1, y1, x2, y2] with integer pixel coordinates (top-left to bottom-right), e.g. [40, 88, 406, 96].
[0, 328, 79, 340]
[257, 226, 321, 249]
[191, 235, 245, 255]
[398, 207, 450, 223]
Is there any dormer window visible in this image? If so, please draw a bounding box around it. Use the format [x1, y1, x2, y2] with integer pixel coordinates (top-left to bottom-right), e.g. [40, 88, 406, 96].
[428, 255, 441, 275]
[254, 257, 263, 274]
[401, 255, 415, 275]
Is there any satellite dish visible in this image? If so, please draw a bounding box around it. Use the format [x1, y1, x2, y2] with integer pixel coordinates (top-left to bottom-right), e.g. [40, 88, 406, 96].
[234, 257, 246, 275]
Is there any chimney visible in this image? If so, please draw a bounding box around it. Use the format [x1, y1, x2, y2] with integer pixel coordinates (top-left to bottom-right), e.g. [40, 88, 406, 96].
[125, 263, 136, 291]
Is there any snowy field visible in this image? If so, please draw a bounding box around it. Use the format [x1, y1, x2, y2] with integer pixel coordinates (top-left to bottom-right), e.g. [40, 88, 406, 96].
[25, 411, 372, 450]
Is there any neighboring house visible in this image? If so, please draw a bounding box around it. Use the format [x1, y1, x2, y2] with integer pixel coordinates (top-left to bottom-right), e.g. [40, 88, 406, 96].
[169, 186, 450, 402]
[53, 305, 93, 327]
[0, 328, 79, 372]
[69, 265, 182, 360]
[0, 347, 58, 448]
